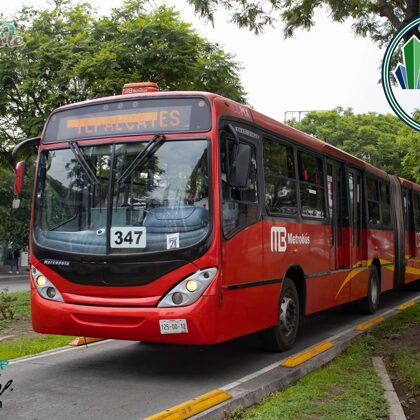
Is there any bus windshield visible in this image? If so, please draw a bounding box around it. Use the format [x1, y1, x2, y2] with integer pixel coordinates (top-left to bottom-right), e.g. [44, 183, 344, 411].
[34, 139, 210, 255]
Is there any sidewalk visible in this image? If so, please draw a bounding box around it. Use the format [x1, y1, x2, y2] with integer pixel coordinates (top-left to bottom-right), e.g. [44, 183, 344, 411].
[0, 265, 30, 286]
[0, 273, 29, 281]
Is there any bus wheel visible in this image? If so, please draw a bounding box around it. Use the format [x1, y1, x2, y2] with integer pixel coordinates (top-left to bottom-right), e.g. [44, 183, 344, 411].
[260, 279, 300, 352]
[355, 265, 380, 314]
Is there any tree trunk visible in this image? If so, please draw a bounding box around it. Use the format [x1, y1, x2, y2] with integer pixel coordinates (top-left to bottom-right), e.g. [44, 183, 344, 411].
[403, 0, 420, 41]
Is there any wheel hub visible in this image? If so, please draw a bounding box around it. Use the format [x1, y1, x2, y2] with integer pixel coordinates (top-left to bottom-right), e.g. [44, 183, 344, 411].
[280, 296, 297, 337]
[371, 278, 378, 304]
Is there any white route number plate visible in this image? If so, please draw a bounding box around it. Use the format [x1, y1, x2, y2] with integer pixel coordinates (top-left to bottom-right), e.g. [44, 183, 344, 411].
[110, 227, 146, 248]
[159, 319, 188, 335]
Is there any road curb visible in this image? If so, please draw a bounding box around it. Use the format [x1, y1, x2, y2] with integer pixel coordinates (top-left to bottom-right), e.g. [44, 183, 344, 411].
[372, 357, 406, 420]
[192, 295, 419, 420]
[0, 275, 29, 283]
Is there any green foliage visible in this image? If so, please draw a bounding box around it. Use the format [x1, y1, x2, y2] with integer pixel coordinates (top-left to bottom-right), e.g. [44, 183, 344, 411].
[0, 289, 18, 320]
[0, 163, 33, 250]
[0, 290, 31, 320]
[394, 346, 420, 390]
[289, 108, 420, 183]
[187, 0, 419, 46]
[376, 301, 420, 334]
[242, 339, 387, 420]
[0, 335, 74, 360]
[225, 406, 246, 420]
[0, 290, 30, 328]
[0, 0, 246, 161]
[0, 0, 246, 247]
[398, 124, 420, 183]
[239, 304, 420, 420]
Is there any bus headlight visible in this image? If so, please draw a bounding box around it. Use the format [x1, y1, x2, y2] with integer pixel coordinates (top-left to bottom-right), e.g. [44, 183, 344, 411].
[32, 267, 64, 303]
[186, 279, 198, 292]
[158, 268, 217, 308]
[35, 275, 47, 287]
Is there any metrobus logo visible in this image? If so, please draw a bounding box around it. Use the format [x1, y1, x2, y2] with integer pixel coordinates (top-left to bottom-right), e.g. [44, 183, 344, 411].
[394, 36, 420, 90]
[270, 227, 310, 253]
[382, 17, 420, 131]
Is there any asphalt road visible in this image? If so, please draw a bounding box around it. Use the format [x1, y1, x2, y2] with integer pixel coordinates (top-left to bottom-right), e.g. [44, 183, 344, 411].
[0, 275, 30, 292]
[2, 289, 419, 419]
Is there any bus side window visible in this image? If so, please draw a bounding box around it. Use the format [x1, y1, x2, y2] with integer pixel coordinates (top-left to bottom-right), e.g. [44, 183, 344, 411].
[356, 174, 362, 246]
[297, 151, 326, 219]
[263, 139, 297, 216]
[414, 193, 420, 230]
[366, 177, 380, 226]
[220, 135, 259, 237]
[380, 182, 391, 227]
[349, 172, 362, 247]
[403, 191, 409, 230]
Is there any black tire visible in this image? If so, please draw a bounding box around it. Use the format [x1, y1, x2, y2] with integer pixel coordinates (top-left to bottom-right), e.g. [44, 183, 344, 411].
[353, 265, 380, 314]
[260, 279, 300, 352]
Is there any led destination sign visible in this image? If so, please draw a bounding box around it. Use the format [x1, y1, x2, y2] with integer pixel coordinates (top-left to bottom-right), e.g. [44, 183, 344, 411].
[43, 98, 211, 143]
[65, 108, 186, 135]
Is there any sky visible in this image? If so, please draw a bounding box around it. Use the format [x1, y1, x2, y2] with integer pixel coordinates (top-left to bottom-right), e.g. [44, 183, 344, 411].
[1, 0, 408, 123]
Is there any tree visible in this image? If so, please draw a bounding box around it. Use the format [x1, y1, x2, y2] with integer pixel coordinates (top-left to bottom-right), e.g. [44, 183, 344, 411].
[288, 108, 420, 183]
[0, 0, 246, 248]
[0, 0, 246, 163]
[0, 164, 32, 251]
[187, 0, 419, 45]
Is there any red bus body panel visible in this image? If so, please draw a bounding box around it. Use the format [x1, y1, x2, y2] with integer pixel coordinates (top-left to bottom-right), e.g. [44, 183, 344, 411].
[29, 91, 419, 344]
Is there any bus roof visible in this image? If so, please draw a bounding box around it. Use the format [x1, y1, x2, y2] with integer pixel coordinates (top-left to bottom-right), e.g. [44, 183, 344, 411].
[398, 177, 420, 192]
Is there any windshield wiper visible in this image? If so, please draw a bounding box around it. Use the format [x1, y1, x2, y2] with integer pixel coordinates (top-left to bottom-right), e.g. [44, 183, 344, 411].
[117, 134, 165, 185]
[69, 141, 99, 185]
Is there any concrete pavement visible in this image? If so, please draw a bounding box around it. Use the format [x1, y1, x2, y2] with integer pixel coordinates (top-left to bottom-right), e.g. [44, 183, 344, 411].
[0, 274, 29, 292]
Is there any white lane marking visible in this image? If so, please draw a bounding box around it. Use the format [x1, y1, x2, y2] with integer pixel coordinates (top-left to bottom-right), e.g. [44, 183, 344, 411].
[223, 361, 286, 391]
[8, 339, 113, 365]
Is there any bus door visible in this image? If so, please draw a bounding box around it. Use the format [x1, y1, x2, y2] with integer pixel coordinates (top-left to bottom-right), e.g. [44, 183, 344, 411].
[218, 124, 266, 337]
[219, 124, 263, 289]
[403, 189, 415, 261]
[327, 159, 350, 270]
[348, 168, 363, 267]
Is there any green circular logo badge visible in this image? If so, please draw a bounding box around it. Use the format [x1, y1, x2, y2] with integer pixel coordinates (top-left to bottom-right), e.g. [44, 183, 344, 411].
[382, 18, 420, 132]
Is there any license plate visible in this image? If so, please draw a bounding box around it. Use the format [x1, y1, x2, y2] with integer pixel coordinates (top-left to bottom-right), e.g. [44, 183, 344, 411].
[159, 319, 188, 334]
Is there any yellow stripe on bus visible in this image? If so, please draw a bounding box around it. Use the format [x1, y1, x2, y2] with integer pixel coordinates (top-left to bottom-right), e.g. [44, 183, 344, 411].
[281, 341, 333, 368]
[405, 266, 420, 276]
[355, 316, 385, 331]
[144, 389, 231, 420]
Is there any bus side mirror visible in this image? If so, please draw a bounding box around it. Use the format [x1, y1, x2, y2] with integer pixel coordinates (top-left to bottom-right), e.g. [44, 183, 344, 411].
[229, 143, 251, 188]
[11, 136, 41, 209]
[13, 161, 26, 209]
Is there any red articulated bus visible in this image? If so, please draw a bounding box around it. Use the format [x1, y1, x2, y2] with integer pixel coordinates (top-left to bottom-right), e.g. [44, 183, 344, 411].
[12, 83, 420, 351]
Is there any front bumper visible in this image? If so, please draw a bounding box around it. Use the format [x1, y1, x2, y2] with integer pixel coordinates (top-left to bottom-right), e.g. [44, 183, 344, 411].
[31, 288, 219, 344]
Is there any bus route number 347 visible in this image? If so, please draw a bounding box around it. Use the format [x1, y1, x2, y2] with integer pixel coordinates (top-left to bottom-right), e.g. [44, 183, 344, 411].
[110, 227, 147, 248]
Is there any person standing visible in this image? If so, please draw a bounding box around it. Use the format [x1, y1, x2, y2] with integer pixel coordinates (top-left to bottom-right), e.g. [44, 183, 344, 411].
[8, 248, 20, 274]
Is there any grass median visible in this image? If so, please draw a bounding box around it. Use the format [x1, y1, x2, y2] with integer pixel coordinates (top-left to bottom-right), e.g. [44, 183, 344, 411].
[228, 302, 419, 420]
[0, 290, 74, 360]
